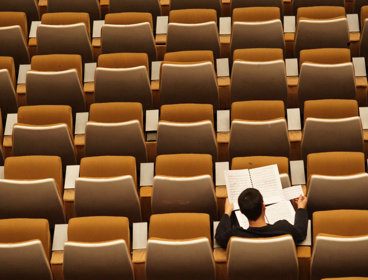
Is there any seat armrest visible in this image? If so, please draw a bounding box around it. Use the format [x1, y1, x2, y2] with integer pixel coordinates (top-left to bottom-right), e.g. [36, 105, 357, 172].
[156, 16, 169, 35]
[92, 20, 105, 38]
[215, 161, 229, 186]
[290, 160, 306, 185]
[283, 16, 295, 33]
[219, 17, 231, 35]
[52, 224, 68, 251]
[217, 110, 230, 132]
[4, 113, 18, 136]
[359, 107, 368, 129]
[151, 61, 162, 81]
[347, 14, 360, 33]
[285, 58, 298, 77]
[17, 64, 31, 85]
[216, 58, 230, 77]
[145, 110, 159, 132]
[213, 221, 221, 248]
[64, 165, 80, 190]
[140, 162, 154, 186]
[29, 21, 41, 38]
[133, 222, 148, 250]
[75, 112, 89, 135]
[84, 62, 97, 83]
[287, 108, 301, 131]
[353, 57, 366, 77]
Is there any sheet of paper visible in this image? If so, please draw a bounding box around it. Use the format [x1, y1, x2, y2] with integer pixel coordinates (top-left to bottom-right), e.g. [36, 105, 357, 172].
[235, 210, 249, 229]
[283, 185, 304, 201]
[225, 169, 252, 210]
[265, 201, 296, 225]
[249, 164, 284, 205]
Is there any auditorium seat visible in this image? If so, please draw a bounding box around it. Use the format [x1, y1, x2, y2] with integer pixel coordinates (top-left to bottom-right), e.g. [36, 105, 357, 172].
[170, 0, 221, 16]
[311, 210, 368, 280]
[157, 104, 217, 161]
[0, 218, 52, 280]
[37, 13, 93, 62]
[0, 12, 30, 67]
[47, 0, 101, 21]
[101, 12, 157, 61]
[27, 54, 85, 113]
[75, 156, 142, 222]
[232, 100, 285, 121]
[233, 47, 283, 61]
[231, 11, 284, 55]
[85, 102, 147, 164]
[0, 56, 17, 119]
[164, 50, 215, 63]
[231, 0, 283, 17]
[359, 6, 368, 65]
[166, 20, 220, 58]
[307, 173, 368, 215]
[229, 118, 290, 160]
[227, 235, 298, 280]
[160, 62, 219, 108]
[294, 7, 349, 55]
[301, 117, 364, 162]
[300, 48, 351, 66]
[304, 99, 359, 122]
[169, 8, 218, 24]
[0, 0, 40, 26]
[63, 216, 133, 280]
[0, 155, 65, 225]
[12, 105, 77, 166]
[95, 52, 152, 109]
[146, 213, 215, 280]
[232, 156, 289, 174]
[230, 59, 287, 103]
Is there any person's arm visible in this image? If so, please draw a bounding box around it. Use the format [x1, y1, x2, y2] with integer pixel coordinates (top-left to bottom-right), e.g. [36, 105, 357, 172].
[215, 199, 234, 248]
[290, 195, 309, 243]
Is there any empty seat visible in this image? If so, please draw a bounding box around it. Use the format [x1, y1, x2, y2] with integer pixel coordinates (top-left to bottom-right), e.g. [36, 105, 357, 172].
[37, 13, 93, 62]
[231, 100, 285, 121]
[233, 48, 283, 61]
[307, 174, 368, 215]
[170, 0, 221, 16]
[231, 0, 283, 17]
[0, 56, 17, 119]
[166, 22, 220, 58]
[95, 53, 152, 109]
[229, 118, 290, 160]
[298, 63, 355, 108]
[169, 9, 218, 24]
[300, 48, 351, 66]
[85, 102, 147, 164]
[152, 175, 217, 219]
[65, 216, 133, 280]
[0, 0, 40, 25]
[304, 99, 358, 122]
[295, 18, 349, 55]
[161, 103, 214, 123]
[0, 155, 65, 225]
[12, 105, 77, 166]
[360, 7, 368, 63]
[160, 62, 219, 108]
[233, 7, 280, 22]
[301, 117, 364, 162]
[27, 54, 85, 113]
[0, 218, 52, 280]
[47, 0, 101, 21]
[227, 235, 298, 280]
[101, 13, 156, 62]
[230, 60, 287, 103]
[0, 12, 30, 66]
[231, 20, 284, 54]
[75, 156, 141, 221]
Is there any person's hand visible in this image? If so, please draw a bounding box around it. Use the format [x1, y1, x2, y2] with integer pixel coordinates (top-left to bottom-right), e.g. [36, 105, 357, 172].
[294, 195, 308, 209]
[225, 198, 234, 216]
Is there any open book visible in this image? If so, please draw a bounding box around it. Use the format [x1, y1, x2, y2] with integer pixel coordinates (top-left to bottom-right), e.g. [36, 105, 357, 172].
[225, 164, 284, 209]
[235, 200, 296, 229]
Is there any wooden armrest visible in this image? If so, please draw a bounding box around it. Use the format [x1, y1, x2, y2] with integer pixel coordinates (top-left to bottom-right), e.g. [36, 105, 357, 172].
[297, 246, 311, 280]
[350, 32, 360, 42]
[287, 77, 298, 87]
[288, 130, 302, 143]
[16, 84, 26, 95]
[213, 247, 227, 263]
[217, 132, 230, 144]
[92, 38, 101, 48]
[63, 189, 75, 202]
[216, 186, 227, 199]
[155, 34, 167, 45]
[356, 77, 368, 87]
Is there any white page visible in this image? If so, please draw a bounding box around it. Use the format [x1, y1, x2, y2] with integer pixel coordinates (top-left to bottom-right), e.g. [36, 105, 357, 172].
[283, 185, 303, 201]
[235, 210, 249, 229]
[225, 169, 252, 210]
[265, 201, 295, 225]
[249, 164, 284, 205]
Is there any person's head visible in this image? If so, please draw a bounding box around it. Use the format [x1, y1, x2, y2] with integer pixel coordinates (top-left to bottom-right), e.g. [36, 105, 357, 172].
[238, 188, 265, 221]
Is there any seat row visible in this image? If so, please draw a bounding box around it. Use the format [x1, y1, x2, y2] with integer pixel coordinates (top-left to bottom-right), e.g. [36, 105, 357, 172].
[1, 210, 368, 280]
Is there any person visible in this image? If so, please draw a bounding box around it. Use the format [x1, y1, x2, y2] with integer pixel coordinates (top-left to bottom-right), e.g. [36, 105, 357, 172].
[215, 188, 308, 248]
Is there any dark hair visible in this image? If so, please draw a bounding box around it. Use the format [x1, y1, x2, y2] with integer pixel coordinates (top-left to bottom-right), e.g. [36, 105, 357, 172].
[238, 188, 264, 221]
